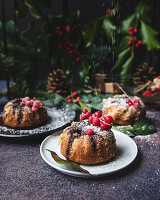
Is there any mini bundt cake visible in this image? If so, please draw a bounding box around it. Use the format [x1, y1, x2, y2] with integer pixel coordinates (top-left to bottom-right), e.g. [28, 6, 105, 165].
[3, 97, 48, 128]
[102, 94, 146, 126]
[59, 110, 116, 165]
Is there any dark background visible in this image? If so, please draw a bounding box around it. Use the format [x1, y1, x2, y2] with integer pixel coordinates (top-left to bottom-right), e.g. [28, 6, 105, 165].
[0, 0, 160, 40]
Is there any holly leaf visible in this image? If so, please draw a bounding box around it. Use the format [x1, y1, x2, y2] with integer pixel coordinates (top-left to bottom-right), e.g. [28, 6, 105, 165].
[133, 119, 156, 135]
[121, 13, 137, 34]
[110, 48, 130, 72]
[120, 54, 134, 82]
[138, 3, 152, 23]
[82, 20, 98, 47]
[46, 149, 91, 175]
[78, 101, 91, 112]
[112, 125, 135, 137]
[115, 35, 131, 53]
[103, 15, 117, 45]
[140, 21, 160, 51]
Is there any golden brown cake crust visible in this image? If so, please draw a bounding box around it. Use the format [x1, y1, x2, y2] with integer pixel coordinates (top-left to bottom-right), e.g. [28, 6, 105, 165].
[59, 121, 116, 165]
[102, 94, 146, 125]
[2, 98, 48, 128]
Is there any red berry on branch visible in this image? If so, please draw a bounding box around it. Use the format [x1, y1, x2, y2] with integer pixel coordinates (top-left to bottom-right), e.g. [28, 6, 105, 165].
[76, 57, 80, 62]
[95, 111, 102, 118]
[129, 27, 134, 31]
[85, 129, 94, 136]
[73, 100, 78, 104]
[66, 26, 70, 32]
[67, 99, 72, 103]
[134, 28, 138, 33]
[107, 9, 111, 14]
[88, 116, 94, 123]
[58, 31, 63, 36]
[56, 26, 61, 30]
[92, 117, 100, 126]
[126, 99, 134, 106]
[128, 41, 132, 45]
[138, 40, 142, 45]
[69, 43, 73, 47]
[142, 90, 154, 97]
[72, 91, 78, 97]
[47, 33, 52, 37]
[82, 109, 88, 114]
[129, 31, 134, 35]
[135, 43, 140, 47]
[69, 50, 73, 54]
[105, 116, 113, 124]
[76, 96, 80, 101]
[67, 95, 71, 99]
[130, 38, 134, 42]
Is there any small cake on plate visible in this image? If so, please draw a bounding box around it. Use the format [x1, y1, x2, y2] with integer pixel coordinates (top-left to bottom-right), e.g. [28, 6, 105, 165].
[102, 94, 145, 125]
[59, 110, 116, 165]
[2, 97, 48, 128]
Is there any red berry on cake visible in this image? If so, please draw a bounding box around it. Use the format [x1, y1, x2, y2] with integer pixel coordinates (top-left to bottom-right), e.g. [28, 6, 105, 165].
[85, 129, 94, 136]
[100, 123, 107, 130]
[92, 117, 100, 126]
[86, 112, 91, 118]
[25, 100, 31, 107]
[88, 116, 94, 123]
[80, 114, 87, 120]
[82, 109, 88, 114]
[104, 116, 113, 124]
[33, 100, 40, 108]
[95, 111, 102, 118]
[32, 106, 38, 112]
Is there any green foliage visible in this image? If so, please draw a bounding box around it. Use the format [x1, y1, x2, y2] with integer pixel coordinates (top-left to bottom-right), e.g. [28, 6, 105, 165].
[113, 119, 156, 137]
[103, 15, 117, 45]
[109, 1, 160, 81]
[140, 21, 160, 51]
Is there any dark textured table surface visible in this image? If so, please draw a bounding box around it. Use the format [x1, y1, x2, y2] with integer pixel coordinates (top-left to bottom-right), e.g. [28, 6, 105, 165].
[0, 104, 160, 200]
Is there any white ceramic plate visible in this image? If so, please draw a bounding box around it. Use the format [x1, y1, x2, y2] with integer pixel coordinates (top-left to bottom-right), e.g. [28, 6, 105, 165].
[40, 129, 138, 178]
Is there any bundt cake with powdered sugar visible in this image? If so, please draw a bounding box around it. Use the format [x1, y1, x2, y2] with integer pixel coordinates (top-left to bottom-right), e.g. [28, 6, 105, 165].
[102, 94, 146, 125]
[2, 97, 48, 128]
[59, 110, 116, 164]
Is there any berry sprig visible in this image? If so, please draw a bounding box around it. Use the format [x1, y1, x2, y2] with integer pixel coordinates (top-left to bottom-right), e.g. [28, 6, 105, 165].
[66, 91, 81, 104]
[80, 109, 113, 135]
[126, 99, 140, 109]
[55, 26, 80, 62]
[21, 97, 41, 112]
[128, 27, 142, 48]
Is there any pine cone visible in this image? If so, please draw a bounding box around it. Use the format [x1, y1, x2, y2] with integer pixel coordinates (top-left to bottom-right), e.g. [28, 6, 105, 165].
[46, 69, 68, 95]
[132, 63, 157, 86]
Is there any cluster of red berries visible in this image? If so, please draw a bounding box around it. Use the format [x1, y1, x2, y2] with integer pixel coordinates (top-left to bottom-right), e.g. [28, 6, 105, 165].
[21, 97, 40, 112]
[80, 109, 113, 135]
[128, 27, 142, 47]
[126, 99, 140, 109]
[66, 91, 81, 104]
[53, 26, 80, 62]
